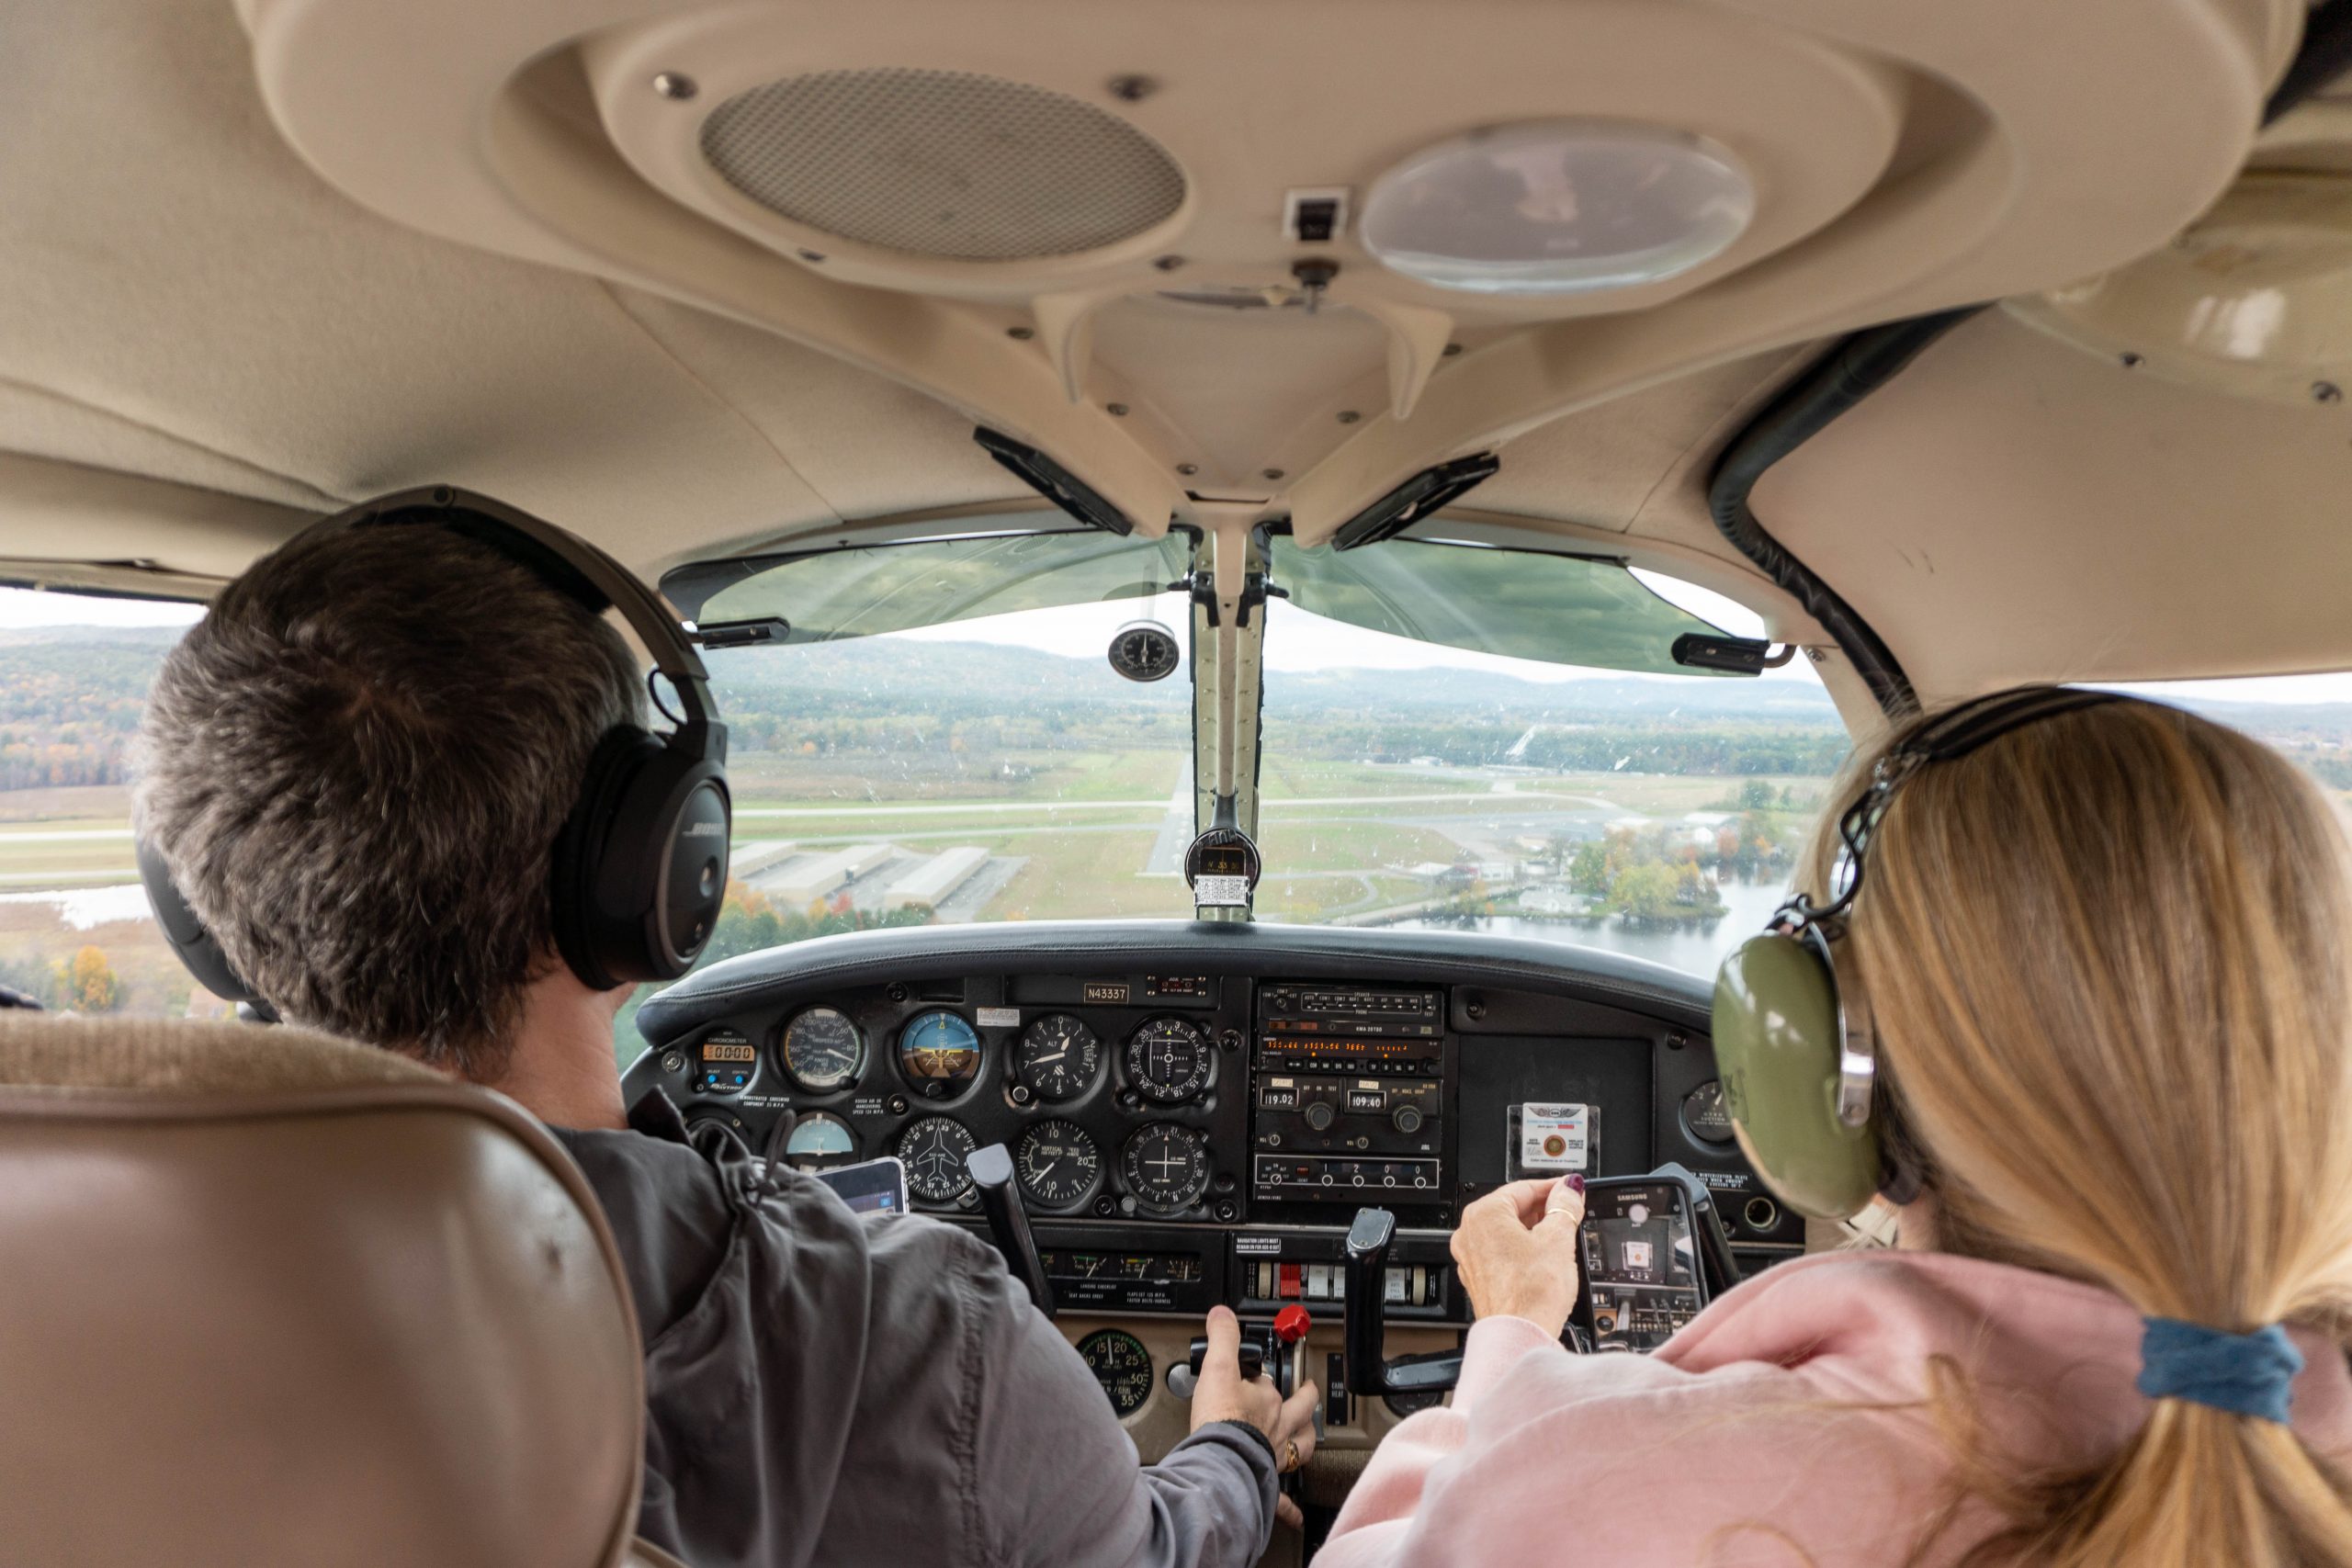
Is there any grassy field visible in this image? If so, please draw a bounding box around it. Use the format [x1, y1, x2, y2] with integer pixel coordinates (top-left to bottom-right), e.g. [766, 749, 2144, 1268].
[1255, 818, 1461, 873]
[989, 829, 1173, 920]
[729, 746, 1187, 806]
[1260, 759, 1490, 798]
[0, 750, 1838, 1021]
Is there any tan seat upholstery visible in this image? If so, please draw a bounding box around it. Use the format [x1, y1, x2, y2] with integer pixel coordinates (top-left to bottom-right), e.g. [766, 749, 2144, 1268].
[0, 1013, 683, 1567]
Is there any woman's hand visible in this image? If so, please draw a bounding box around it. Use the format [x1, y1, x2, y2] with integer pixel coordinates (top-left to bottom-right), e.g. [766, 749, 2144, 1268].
[1450, 1176, 1588, 1339]
[1188, 1304, 1320, 1528]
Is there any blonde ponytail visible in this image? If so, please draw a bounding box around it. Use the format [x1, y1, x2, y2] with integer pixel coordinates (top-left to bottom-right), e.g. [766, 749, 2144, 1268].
[1829, 699, 2352, 1566]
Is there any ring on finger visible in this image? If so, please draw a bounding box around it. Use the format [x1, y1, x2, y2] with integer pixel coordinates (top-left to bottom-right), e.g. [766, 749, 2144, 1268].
[1281, 1438, 1303, 1474]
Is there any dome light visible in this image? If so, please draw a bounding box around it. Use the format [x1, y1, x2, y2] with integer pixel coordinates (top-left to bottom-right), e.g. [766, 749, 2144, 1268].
[1360, 121, 1756, 297]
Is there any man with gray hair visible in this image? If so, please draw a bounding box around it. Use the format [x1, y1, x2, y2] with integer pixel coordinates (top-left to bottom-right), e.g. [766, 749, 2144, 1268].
[137, 505, 1316, 1568]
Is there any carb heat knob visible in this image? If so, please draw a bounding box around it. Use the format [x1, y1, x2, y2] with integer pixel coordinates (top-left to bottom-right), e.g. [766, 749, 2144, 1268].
[1273, 1304, 1313, 1346]
[1304, 1101, 1337, 1133]
[1393, 1105, 1424, 1135]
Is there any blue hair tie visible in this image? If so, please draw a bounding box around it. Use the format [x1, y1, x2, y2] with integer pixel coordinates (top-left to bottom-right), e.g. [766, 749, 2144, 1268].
[2137, 1317, 2304, 1424]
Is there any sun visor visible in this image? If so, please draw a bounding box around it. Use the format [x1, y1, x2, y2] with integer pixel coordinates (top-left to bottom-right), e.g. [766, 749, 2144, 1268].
[1268, 536, 1730, 676]
[664, 523, 1192, 641]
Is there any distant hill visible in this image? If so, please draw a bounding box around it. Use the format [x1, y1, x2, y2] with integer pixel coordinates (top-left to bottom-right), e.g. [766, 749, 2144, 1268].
[0, 625, 185, 650]
[5, 618, 2352, 789]
[712, 634, 1847, 720]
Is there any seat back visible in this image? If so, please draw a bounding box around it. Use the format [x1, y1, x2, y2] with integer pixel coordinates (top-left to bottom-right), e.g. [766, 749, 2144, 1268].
[0, 1014, 660, 1567]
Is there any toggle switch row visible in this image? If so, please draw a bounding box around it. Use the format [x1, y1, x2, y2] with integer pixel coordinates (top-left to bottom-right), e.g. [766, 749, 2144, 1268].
[1243, 1259, 1440, 1305]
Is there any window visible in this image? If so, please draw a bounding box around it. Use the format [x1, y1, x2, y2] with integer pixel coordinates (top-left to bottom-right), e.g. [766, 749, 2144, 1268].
[2085, 672, 2352, 810]
[1254, 570, 1844, 978]
[0, 588, 203, 1018]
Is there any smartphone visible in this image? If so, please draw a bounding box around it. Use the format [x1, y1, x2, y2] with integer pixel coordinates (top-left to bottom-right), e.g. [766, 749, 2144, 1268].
[812, 1155, 909, 1217]
[1577, 1171, 1718, 1353]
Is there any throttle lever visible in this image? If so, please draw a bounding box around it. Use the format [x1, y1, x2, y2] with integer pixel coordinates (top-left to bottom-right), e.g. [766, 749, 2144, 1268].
[1186, 1334, 1267, 1382]
[967, 1144, 1055, 1320]
[1345, 1206, 1463, 1398]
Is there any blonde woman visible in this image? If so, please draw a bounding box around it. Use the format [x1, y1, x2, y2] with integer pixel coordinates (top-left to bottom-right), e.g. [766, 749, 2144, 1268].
[1319, 689, 2352, 1567]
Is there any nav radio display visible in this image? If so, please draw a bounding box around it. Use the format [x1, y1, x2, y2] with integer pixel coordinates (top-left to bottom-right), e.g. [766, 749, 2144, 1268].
[1251, 982, 1450, 1209]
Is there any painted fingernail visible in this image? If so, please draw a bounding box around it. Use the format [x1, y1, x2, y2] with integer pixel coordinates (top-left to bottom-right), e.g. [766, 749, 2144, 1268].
[1566, 1175, 1586, 1194]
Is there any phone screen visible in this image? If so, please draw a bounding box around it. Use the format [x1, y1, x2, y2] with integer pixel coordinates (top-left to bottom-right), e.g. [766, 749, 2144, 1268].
[1580, 1179, 1705, 1352]
[812, 1156, 909, 1217]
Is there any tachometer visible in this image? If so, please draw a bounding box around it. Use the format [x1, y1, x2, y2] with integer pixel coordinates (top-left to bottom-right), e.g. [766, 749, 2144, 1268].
[1015, 1120, 1103, 1211]
[1124, 1016, 1215, 1104]
[1016, 1013, 1102, 1102]
[898, 1010, 983, 1099]
[783, 1111, 857, 1171]
[1680, 1080, 1736, 1147]
[897, 1115, 978, 1203]
[1076, 1329, 1155, 1417]
[1122, 1122, 1212, 1214]
[781, 1007, 864, 1093]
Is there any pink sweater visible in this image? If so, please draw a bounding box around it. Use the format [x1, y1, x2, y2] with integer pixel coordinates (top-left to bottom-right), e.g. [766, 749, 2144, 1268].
[1318, 1250, 2352, 1567]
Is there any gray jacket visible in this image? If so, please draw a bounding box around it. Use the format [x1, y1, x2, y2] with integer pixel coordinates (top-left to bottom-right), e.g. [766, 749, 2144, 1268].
[552, 1095, 1277, 1568]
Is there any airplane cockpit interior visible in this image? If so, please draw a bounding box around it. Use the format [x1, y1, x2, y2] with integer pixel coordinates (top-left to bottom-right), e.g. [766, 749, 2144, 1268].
[8, 0, 2352, 1562]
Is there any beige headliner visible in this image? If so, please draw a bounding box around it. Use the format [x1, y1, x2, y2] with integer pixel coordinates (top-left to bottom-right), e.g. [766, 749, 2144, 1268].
[0, 0, 2346, 716]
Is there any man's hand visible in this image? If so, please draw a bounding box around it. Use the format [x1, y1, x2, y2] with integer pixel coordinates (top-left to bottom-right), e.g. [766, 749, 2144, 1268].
[1450, 1176, 1587, 1339]
[1188, 1305, 1320, 1529]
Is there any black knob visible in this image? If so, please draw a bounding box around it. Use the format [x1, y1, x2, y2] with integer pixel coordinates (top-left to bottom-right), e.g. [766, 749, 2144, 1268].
[1393, 1105, 1424, 1135]
[1305, 1101, 1337, 1133]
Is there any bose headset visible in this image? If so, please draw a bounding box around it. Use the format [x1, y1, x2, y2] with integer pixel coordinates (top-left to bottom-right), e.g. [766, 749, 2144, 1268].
[1711, 684, 2129, 1220]
[138, 484, 731, 1008]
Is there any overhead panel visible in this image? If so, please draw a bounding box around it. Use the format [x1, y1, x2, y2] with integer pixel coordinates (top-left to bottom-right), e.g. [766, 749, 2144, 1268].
[242, 0, 2297, 545]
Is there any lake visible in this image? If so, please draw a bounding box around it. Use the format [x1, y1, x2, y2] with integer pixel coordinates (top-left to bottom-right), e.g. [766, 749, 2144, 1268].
[1385, 876, 1792, 978]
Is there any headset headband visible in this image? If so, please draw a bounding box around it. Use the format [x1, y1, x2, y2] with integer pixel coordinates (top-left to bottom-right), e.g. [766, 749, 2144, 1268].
[297, 485, 722, 750]
[1774, 684, 2126, 1133]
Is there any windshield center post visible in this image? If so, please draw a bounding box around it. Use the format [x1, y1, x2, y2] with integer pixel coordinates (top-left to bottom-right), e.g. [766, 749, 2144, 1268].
[1189, 513, 1271, 921]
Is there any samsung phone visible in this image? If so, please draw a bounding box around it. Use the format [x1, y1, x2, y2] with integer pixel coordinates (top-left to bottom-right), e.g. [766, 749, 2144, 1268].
[812, 1156, 910, 1217]
[1577, 1165, 1737, 1352]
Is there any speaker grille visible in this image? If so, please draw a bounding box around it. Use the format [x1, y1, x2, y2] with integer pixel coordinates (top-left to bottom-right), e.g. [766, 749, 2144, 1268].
[699, 69, 1187, 262]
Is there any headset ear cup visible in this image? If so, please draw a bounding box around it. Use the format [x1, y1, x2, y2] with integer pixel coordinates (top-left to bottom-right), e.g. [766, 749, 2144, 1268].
[136, 836, 265, 1008]
[549, 728, 662, 992]
[550, 726, 731, 990]
[1711, 932, 1883, 1219]
[594, 746, 729, 983]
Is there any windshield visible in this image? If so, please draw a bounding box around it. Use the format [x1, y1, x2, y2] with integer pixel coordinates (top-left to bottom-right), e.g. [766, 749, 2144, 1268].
[19, 558, 2352, 1060]
[1251, 584, 1842, 974]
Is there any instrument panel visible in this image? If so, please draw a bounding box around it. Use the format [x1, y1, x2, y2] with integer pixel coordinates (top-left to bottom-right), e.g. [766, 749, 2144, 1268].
[657, 970, 1247, 1224]
[625, 922, 1805, 1334]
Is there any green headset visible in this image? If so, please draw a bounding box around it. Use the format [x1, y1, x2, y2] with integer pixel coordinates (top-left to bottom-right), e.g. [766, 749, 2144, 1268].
[1710, 685, 2129, 1219]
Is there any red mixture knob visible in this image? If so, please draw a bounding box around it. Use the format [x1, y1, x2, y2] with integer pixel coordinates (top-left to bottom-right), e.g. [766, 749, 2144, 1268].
[1273, 1303, 1312, 1345]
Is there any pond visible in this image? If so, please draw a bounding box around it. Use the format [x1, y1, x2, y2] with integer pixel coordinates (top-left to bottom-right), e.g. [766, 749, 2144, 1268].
[1385, 875, 1792, 978]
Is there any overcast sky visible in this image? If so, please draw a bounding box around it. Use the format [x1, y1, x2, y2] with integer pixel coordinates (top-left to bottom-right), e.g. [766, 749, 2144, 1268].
[4, 580, 2349, 705]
